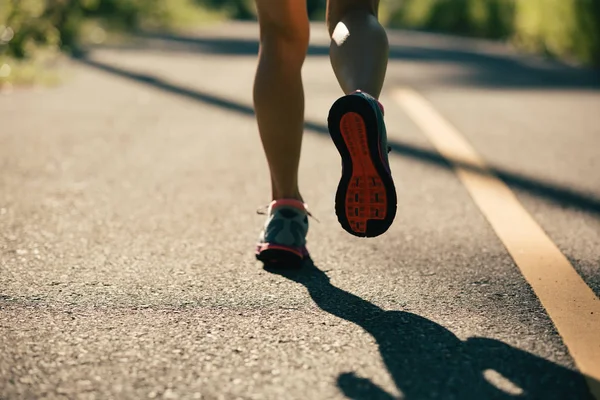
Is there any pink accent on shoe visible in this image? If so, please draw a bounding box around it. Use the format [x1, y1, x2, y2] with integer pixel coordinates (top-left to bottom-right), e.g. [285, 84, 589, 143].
[350, 90, 385, 115]
[256, 243, 308, 258]
[270, 199, 307, 212]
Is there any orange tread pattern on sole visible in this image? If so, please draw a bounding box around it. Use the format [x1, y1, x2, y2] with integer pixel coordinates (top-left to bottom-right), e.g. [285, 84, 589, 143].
[340, 112, 388, 234]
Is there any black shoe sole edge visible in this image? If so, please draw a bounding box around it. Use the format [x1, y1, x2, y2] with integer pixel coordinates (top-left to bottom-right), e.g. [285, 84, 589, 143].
[256, 249, 304, 268]
[327, 95, 397, 238]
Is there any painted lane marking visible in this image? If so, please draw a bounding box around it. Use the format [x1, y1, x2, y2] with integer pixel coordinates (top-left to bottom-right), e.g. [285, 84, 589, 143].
[393, 88, 600, 398]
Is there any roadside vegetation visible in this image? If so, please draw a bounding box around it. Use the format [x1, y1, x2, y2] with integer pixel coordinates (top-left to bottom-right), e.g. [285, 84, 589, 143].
[0, 0, 247, 88]
[384, 0, 600, 67]
[1, 0, 597, 89]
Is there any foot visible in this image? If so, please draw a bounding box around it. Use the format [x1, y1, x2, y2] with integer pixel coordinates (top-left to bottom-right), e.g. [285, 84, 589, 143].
[327, 90, 397, 237]
[256, 199, 310, 265]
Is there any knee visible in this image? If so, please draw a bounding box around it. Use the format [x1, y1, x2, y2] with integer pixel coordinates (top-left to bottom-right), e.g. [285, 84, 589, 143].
[259, 19, 310, 62]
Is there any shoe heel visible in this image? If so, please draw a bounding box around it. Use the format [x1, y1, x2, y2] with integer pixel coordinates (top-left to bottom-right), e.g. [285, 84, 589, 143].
[328, 95, 397, 238]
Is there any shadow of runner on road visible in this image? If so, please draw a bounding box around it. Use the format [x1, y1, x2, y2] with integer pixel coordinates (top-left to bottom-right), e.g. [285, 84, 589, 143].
[264, 260, 595, 400]
[72, 54, 600, 219]
[127, 31, 600, 90]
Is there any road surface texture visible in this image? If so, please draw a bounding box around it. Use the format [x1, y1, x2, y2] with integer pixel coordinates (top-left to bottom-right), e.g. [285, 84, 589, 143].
[1, 21, 599, 400]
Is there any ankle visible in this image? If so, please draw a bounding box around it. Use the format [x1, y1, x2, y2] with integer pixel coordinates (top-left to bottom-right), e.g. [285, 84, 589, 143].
[272, 195, 304, 204]
[271, 190, 303, 203]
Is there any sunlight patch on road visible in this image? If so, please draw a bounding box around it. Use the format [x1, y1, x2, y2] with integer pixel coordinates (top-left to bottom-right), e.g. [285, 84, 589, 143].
[483, 369, 524, 396]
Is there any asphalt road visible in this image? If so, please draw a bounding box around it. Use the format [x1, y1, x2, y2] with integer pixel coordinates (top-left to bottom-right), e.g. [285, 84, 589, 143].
[1, 21, 599, 400]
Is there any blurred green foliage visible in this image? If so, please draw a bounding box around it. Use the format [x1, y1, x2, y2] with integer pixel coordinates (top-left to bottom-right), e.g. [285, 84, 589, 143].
[2, 0, 598, 71]
[0, 0, 238, 86]
[0, 0, 252, 62]
[386, 0, 514, 38]
[387, 0, 600, 66]
[513, 0, 600, 66]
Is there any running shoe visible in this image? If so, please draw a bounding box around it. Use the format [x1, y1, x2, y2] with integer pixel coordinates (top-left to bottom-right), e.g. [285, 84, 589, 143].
[327, 90, 397, 237]
[256, 199, 310, 265]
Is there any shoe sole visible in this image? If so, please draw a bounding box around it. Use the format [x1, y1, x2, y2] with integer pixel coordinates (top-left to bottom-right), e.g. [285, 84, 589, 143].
[328, 95, 397, 238]
[256, 244, 306, 267]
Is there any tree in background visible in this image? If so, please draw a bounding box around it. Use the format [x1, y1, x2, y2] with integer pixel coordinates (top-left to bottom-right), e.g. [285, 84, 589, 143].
[0, 0, 246, 62]
[1, 0, 598, 67]
[386, 0, 600, 66]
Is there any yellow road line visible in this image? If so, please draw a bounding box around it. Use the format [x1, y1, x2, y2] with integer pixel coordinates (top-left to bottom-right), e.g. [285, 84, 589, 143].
[393, 88, 600, 397]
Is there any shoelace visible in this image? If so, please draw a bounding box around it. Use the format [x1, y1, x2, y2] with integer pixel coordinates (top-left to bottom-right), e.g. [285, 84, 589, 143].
[256, 205, 269, 216]
[256, 205, 320, 223]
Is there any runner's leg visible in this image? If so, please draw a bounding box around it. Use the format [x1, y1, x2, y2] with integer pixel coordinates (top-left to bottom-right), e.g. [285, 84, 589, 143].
[326, 0, 396, 237]
[254, 1, 309, 201]
[327, 0, 388, 98]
